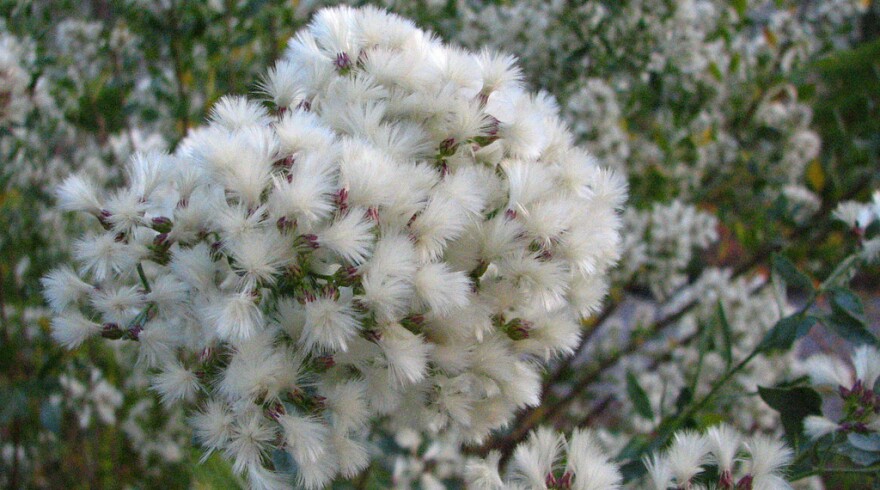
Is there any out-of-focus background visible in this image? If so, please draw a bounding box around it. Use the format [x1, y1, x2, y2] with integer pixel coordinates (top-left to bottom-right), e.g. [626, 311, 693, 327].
[1, 0, 878, 488]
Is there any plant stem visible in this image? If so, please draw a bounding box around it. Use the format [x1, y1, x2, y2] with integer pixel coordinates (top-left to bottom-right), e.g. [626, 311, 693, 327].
[136, 262, 151, 293]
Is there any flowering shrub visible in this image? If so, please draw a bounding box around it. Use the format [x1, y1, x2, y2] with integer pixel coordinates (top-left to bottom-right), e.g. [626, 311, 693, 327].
[2, 1, 879, 489]
[43, 6, 625, 488]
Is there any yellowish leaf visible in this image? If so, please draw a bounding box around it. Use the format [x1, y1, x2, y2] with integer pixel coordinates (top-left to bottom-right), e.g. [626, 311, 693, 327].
[763, 27, 778, 48]
[806, 159, 825, 191]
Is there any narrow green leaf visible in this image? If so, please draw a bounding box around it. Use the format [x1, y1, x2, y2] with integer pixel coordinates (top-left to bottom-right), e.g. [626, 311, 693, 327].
[626, 371, 654, 420]
[771, 254, 814, 293]
[732, 0, 748, 17]
[717, 302, 733, 367]
[759, 314, 817, 352]
[758, 385, 822, 447]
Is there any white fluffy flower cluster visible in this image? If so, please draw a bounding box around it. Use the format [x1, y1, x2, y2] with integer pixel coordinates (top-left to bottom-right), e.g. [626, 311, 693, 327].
[834, 191, 880, 263]
[466, 424, 792, 490]
[0, 32, 32, 125]
[618, 200, 718, 298]
[642, 425, 792, 490]
[465, 427, 622, 490]
[803, 345, 880, 440]
[43, 6, 624, 488]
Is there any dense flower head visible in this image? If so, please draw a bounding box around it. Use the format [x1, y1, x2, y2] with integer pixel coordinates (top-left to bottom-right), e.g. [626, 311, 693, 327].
[465, 427, 623, 490]
[43, 5, 625, 488]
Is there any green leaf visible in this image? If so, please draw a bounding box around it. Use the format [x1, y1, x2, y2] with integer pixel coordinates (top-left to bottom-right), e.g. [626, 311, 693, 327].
[865, 220, 880, 240]
[830, 287, 865, 319]
[732, 0, 748, 17]
[758, 385, 822, 447]
[825, 288, 878, 346]
[716, 302, 733, 367]
[0, 387, 28, 424]
[39, 400, 62, 435]
[674, 386, 693, 414]
[619, 459, 646, 483]
[708, 62, 723, 82]
[759, 314, 817, 352]
[270, 448, 297, 476]
[771, 254, 814, 293]
[848, 433, 880, 453]
[626, 371, 654, 420]
[838, 442, 880, 466]
[192, 449, 243, 489]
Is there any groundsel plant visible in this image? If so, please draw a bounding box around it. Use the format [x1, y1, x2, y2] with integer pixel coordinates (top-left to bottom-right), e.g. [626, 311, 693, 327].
[465, 424, 792, 490]
[42, 6, 625, 488]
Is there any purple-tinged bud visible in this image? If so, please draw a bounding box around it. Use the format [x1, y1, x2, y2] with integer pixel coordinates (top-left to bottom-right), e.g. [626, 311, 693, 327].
[199, 347, 213, 363]
[210, 241, 224, 260]
[277, 216, 295, 233]
[557, 472, 572, 488]
[545, 473, 558, 488]
[127, 324, 143, 341]
[153, 232, 169, 247]
[314, 355, 335, 372]
[336, 188, 349, 213]
[287, 263, 303, 278]
[340, 265, 360, 281]
[366, 206, 380, 222]
[266, 402, 285, 421]
[351, 297, 369, 314]
[334, 52, 352, 71]
[364, 329, 382, 343]
[853, 379, 864, 396]
[718, 470, 734, 489]
[439, 137, 456, 155]
[300, 291, 317, 304]
[101, 322, 124, 339]
[839, 385, 851, 398]
[505, 208, 517, 220]
[486, 116, 500, 137]
[97, 209, 112, 229]
[321, 285, 339, 300]
[296, 99, 311, 112]
[151, 216, 173, 233]
[735, 475, 753, 490]
[301, 234, 320, 250]
[313, 395, 327, 411]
